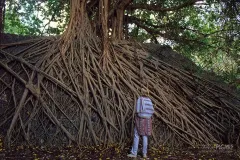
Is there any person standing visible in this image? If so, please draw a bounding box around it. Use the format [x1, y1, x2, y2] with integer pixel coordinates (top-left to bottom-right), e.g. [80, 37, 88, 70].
[127, 88, 154, 159]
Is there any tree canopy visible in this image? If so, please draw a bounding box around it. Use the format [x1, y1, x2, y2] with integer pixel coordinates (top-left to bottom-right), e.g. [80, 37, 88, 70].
[2, 0, 240, 88]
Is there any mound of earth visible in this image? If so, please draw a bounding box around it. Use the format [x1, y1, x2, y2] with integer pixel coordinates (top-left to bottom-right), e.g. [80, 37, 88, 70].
[0, 33, 239, 148]
[0, 33, 237, 95]
[143, 43, 239, 95]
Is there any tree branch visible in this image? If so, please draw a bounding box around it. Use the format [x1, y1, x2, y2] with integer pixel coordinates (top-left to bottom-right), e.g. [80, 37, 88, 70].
[109, 0, 133, 18]
[127, 16, 230, 43]
[127, 0, 202, 12]
[126, 15, 174, 29]
[129, 18, 209, 46]
[128, 16, 162, 35]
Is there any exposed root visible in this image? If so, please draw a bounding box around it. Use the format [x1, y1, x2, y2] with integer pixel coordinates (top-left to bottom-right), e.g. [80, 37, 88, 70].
[0, 0, 240, 148]
[0, 35, 240, 148]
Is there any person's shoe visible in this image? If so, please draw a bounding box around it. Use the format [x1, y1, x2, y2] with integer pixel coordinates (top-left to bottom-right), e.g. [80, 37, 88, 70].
[143, 154, 147, 158]
[127, 153, 137, 158]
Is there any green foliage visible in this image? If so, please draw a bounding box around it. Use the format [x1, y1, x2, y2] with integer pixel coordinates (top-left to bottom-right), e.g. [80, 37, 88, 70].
[4, 11, 30, 34]
[4, 0, 69, 35]
[168, 1, 239, 87]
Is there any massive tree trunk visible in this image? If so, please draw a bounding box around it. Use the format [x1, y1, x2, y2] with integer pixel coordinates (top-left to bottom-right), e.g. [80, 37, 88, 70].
[99, 0, 110, 69]
[60, 0, 96, 55]
[0, 0, 240, 148]
[111, 0, 132, 39]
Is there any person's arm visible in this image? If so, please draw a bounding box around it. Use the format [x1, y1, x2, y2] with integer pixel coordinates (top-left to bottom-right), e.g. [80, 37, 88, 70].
[136, 97, 141, 113]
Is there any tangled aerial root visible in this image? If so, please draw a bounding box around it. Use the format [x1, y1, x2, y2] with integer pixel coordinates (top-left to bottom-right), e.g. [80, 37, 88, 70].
[0, 13, 240, 147]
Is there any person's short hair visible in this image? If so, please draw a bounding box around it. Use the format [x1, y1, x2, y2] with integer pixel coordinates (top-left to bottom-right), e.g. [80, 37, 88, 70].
[141, 87, 149, 96]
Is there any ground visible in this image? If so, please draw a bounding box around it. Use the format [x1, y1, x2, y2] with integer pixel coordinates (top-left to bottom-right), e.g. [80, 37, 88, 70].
[0, 136, 239, 160]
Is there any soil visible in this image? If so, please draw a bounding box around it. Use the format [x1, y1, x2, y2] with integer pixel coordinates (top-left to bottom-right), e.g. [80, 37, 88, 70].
[0, 33, 36, 44]
[0, 140, 239, 159]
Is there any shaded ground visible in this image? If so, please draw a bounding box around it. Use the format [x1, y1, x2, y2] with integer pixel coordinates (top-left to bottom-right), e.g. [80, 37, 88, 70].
[0, 135, 239, 160]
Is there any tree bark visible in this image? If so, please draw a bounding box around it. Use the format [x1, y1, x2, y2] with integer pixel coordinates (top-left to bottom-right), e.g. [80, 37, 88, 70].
[111, 0, 133, 39]
[100, 0, 110, 69]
